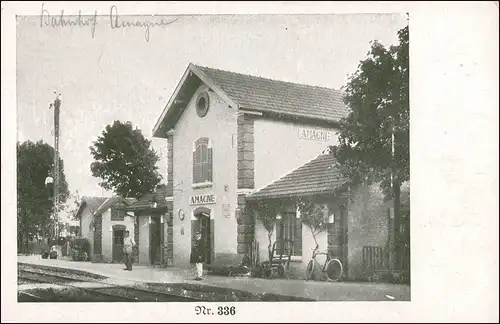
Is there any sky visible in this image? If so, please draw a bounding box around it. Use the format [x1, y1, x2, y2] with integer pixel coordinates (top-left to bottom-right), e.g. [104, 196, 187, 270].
[17, 13, 408, 197]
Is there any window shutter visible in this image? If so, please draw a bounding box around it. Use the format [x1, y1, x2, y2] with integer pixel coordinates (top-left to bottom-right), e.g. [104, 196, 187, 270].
[208, 148, 213, 182]
[193, 150, 197, 183]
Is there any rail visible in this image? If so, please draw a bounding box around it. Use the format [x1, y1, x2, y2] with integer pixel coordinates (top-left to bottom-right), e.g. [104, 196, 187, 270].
[18, 268, 200, 302]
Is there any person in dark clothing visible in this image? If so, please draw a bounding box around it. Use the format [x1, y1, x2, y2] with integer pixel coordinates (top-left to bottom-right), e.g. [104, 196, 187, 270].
[190, 231, 205, 280]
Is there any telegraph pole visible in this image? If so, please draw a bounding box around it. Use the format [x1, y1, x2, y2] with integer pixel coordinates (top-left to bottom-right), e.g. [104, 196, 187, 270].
[50, 93, 62, 239]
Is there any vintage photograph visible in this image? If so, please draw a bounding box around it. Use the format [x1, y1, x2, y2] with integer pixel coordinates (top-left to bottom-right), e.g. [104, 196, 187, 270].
[16, 8, 410, 303]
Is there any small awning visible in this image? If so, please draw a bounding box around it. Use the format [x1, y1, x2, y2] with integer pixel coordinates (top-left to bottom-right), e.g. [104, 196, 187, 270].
[247, 153, 349, 201]
[121, 186, 172, 214]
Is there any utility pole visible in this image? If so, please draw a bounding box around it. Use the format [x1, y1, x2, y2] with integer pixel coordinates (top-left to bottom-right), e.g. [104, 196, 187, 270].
[49, 92, 62, 239]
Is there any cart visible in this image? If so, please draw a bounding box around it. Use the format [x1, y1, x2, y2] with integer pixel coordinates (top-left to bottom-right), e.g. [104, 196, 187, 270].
[71, 237, 91, 261]
[259, 239, 293, 278]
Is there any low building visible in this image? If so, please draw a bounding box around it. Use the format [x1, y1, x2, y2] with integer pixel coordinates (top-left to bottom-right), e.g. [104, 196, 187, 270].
[247, 152, 400, 280]
[121, 185, 172, 267]
[76, 196, 136, 263]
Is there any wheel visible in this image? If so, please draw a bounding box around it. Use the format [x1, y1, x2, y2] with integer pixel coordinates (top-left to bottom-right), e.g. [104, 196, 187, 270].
[277, 264, 285, 277]
[305, 259, 315, 281]
[325, 258, 343, 282]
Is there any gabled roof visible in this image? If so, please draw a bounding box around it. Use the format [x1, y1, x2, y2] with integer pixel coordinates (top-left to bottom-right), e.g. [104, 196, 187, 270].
[153, 63, 349, 137]
[122, 185, 171, 213]
[75, 197, 108, 219]
[93, 197, 137, 216]
[247, 153, 349, 201]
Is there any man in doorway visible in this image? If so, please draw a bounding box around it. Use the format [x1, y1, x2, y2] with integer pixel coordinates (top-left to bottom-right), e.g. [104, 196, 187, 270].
[123, 229, 135, 271]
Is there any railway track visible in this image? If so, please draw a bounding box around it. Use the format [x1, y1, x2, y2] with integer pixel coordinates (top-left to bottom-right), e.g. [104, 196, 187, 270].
[18, 268, 199, 302]
[18, 291, 44, 302]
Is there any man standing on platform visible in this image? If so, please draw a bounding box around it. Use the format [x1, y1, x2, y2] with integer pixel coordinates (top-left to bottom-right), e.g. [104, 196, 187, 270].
[123, 229, 135, 271]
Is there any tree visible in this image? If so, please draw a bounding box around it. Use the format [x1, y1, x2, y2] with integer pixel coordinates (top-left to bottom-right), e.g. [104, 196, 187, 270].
[61, 190, 82, 220]
[17, 140, 69, 252]
[333, 26, 409, 267]
[89, 120, 163, 199]
[297, 197, 328, 247]
[248, 200, 281, 261]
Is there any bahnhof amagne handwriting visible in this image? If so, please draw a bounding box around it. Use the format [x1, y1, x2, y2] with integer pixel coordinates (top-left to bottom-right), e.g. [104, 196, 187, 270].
[39, 3, 179, 42]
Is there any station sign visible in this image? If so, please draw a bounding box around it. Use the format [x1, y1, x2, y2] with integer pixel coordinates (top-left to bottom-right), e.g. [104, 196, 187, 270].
[189, 194, 216, 206]
[299, 127, 332, 142]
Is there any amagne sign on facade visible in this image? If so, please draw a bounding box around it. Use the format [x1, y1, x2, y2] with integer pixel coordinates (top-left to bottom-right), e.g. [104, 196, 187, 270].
[189, 194, 216, 206]
[298, 127, 332, 141]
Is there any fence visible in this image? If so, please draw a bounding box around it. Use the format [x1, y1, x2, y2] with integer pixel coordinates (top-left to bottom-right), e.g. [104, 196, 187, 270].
[362, 246, 389, 273]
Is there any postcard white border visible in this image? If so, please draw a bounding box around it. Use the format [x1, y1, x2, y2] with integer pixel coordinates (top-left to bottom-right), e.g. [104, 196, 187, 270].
[2, 1, 499, 323]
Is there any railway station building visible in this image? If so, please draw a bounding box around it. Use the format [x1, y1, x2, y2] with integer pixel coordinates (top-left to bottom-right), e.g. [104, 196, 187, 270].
[130, 63, 401, 280]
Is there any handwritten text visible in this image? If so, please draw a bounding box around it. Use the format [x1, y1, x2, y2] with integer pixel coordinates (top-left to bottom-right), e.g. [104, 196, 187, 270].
[39, 4, 180, 42]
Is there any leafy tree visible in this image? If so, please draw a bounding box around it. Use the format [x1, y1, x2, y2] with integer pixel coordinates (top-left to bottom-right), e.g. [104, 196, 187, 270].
[248, 200, 281, 261]
[297, 197, 328, 247]
[17, 140, 69, 252]
[333, 26, 409, 267]
[89, 121, 163, 199]
[61, 190, 82, 220]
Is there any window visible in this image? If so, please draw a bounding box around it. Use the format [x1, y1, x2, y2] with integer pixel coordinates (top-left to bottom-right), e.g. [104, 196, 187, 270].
[276, 212, 302, 256]
[111, 208, 124, 221]
[193, 138, 213, 184]
[196, 92, 210, 117]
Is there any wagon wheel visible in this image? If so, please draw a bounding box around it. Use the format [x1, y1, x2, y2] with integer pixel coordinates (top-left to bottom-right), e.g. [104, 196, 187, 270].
[277, 264, 285, 277]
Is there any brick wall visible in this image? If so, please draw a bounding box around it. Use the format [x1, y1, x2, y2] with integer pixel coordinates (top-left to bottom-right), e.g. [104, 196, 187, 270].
[327, 201, 349, 278]
[163, 201, 174, 266]
[92, 215, 103, 262]
[236, 113, 256, 255]
[133, 215, 139, 264]
[166, 131, 174, 194]
[347, 183, 392, 280]
[236, 194, 254, 255]
[164, 130, 174, 267]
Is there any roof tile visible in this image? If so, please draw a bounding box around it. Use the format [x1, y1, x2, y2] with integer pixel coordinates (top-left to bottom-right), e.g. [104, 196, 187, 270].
[75, 197, 108, 218]
[124, 186, 172, 212]
[195, 65, 349, 122]
[247, 154, 348, 200]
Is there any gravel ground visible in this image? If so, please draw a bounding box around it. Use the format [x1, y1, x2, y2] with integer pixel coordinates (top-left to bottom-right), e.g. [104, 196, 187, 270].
[18, 269, 84, 285]
[93, 287, 196, 302]
[142, 282, 315, 302]
[17, 278, 40, 285]
[18, 263, 108, 281]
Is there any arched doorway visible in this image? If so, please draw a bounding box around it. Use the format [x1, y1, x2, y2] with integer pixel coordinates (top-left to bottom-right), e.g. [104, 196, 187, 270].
[112, 224, 127, 263]
[191, 207, 213, 264]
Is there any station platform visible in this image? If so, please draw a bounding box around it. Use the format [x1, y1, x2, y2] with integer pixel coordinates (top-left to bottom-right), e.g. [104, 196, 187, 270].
[17, 255, 410, 301]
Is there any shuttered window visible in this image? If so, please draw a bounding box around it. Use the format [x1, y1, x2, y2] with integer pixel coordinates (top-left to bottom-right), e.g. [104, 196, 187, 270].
[193, 138, 213, 184]
[276, 212, 302, 256]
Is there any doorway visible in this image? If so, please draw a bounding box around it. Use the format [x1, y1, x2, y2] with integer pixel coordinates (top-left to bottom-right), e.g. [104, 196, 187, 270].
[192, 208, 213, 265]
[112, 225, 126, 263]
[149, 215, 163, 265]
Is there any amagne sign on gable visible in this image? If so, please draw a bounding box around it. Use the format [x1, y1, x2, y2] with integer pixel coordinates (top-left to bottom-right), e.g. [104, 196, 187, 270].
[299, 127, 332, 141]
